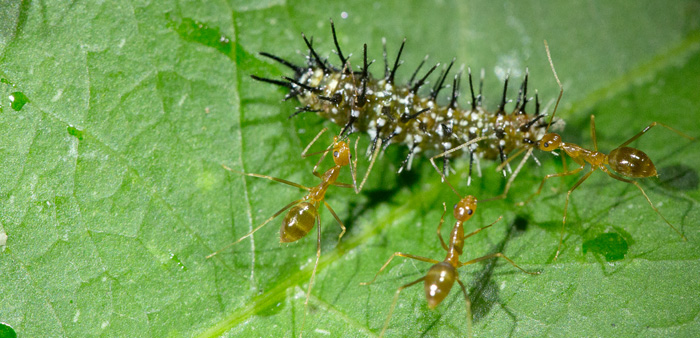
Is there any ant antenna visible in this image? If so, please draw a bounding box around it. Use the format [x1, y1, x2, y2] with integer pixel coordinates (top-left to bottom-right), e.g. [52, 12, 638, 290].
[338, 57, 381, 194]
[428, 136, 487, 198]
[447, 178, 463, 200]
[544, 40, 563, 133]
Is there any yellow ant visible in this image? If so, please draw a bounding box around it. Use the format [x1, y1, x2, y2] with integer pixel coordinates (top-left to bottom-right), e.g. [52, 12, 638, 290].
[360, 183, 539, 337]
[495, 41, 696, 259]
[207, 127, 380, 337]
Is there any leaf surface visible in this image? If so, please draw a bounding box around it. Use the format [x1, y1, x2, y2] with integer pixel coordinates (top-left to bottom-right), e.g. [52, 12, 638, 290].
[1, 1, 699, 337]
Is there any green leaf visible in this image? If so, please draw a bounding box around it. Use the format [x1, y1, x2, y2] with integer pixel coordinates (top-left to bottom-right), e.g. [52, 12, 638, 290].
[1, 1, 699, 337]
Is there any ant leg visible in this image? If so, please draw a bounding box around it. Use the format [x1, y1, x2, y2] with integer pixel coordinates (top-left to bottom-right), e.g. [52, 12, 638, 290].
[554, 168, 595, 260]
[459, 252, 540, 275]
[350, 137, 361, 191]
[353, 136, 382, 193]
[222, 165, 311, 191]
[561, 151, 568, 172]
[601, 167, 686, 240]
[331, 182, 354, 188]
[206, 199, 303, 258]
[590, 115, 598, 151]
[379, 277, 426, 337]
[299, 216, 322, 338]
[456, 279, 473, 338]
[463, 216, 503, 240]
[323, 200, 346, 241]
[429, 136, 487, 196]
[484, 148, 532, 202]
[360, 253, 440, 286]
[519, 164, 585, 206]
[437, 203, 449, 251]
[618, 121, 695, 148]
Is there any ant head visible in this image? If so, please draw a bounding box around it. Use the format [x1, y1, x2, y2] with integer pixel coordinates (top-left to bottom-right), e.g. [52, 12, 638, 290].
[453, 195, 477, 222]
[537, 133, 561, 152]
[332, 136, 351, 166]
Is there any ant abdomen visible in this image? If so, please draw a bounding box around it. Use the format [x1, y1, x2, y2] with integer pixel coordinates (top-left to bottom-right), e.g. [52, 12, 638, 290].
[608, 146, 657, 178]
[424, 262, 456, 309]
[280, 202, 318, 243]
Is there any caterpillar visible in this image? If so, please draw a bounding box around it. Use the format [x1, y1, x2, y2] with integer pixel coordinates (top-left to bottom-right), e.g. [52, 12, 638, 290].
[251, 20, 557, 183]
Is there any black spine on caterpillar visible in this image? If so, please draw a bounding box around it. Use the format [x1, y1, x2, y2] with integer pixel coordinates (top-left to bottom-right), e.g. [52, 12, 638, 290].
[251, 20, 554, 179]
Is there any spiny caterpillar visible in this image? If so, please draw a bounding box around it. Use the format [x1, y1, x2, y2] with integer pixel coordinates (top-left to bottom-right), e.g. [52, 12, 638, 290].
[252, 20, 556, 182]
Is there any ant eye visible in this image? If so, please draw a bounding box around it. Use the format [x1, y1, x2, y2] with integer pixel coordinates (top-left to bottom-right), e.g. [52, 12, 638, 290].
[333, 151, 339, 157]
[453, 204, 457, 209]
[467, 209, 473, 215]
[543, 142, 549, 148]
